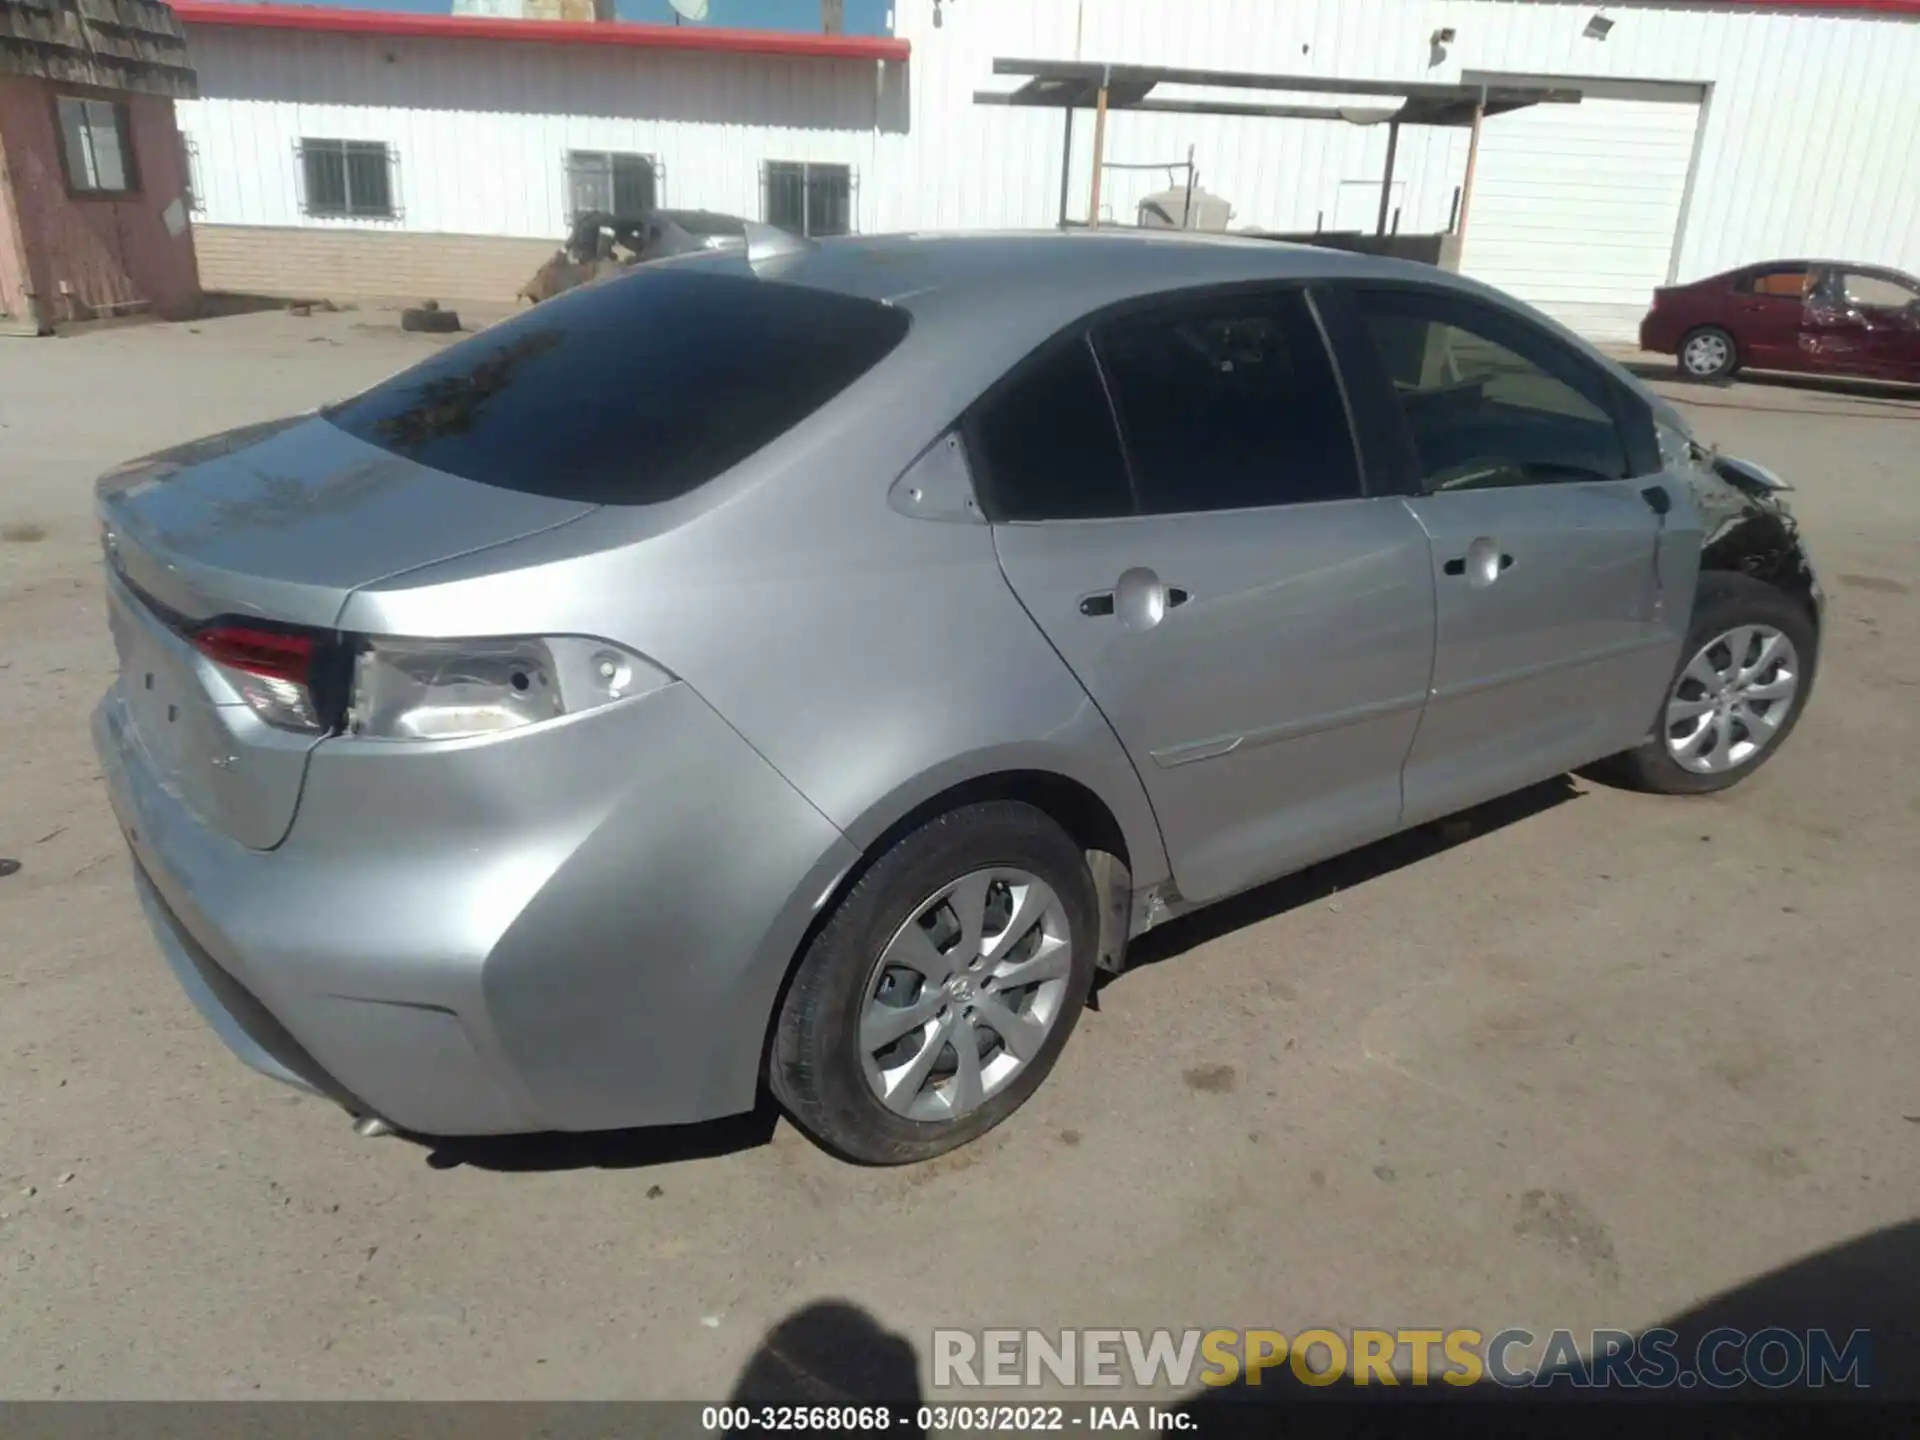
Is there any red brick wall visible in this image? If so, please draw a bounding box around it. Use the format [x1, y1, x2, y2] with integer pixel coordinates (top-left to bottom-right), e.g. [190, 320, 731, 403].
[0, 76, 200, 324]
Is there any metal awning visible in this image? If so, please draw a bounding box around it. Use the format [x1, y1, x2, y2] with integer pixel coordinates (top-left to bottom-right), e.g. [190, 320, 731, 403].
[973, 58, 1582, 237]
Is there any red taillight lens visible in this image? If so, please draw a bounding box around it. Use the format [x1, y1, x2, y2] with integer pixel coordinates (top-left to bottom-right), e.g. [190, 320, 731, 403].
[190, 623, 329, 733]
[192, 625, 314, 684]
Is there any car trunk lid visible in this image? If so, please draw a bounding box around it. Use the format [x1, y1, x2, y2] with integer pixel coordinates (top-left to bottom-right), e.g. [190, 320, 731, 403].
[96, 416, 598, 849]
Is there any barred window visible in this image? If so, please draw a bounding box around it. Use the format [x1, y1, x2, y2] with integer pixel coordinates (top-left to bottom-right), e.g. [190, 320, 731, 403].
[59, 97, 136, 195]
[181, 133, 204, 214]
[764, 161, 853, 238]
[566, 151, 657, 220]
[300, 139, 396, 220]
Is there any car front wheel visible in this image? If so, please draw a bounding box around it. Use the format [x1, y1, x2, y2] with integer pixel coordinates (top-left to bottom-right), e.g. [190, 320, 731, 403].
[769, 801, 1097, 1164]
[1603, 573, 1816, 795]
[1679, 325, 1739, 382]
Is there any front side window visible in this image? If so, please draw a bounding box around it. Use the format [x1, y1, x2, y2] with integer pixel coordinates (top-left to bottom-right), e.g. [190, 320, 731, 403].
[566, 151, 657, 220]
[1093, 290, 1359, 514]
[1353, 289, 1629, 493]
[764, 161, 853, 237]
[324, 269, 909, 505]
[1838, 271, 1919, 311]
[969, 337, 1133, 522]
[58, 97, 135, 195]
[300, 139, 395, 220]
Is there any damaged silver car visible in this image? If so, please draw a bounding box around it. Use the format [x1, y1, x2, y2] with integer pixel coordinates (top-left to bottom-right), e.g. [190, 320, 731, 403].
[93, 230, 1822, 1164]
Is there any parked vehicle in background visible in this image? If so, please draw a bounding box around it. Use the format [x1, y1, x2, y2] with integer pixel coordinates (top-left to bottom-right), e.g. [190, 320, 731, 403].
[94, 232, 1823, 1165]
[1641, 261, 1920, 383]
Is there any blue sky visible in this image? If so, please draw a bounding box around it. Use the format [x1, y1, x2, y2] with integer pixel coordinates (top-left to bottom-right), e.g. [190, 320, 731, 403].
[264, 0, 892, 31]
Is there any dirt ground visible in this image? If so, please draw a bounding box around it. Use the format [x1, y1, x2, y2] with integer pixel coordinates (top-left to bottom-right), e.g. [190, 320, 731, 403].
[1, 310, 1916, 1402]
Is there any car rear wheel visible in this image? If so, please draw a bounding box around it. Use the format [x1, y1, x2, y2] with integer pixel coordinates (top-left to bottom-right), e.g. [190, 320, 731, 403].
[1601, 573, 1816, 795]
[1679, 325, 1738, 382]
[769, 801, 1097, 1164]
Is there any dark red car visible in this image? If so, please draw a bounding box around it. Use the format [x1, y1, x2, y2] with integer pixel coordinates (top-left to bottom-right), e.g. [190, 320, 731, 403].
[1640, 260, 1920, 384]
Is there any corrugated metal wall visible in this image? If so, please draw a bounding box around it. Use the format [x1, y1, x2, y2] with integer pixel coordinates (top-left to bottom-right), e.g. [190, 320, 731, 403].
[177, 28, 899, 237]
[178, 0, 1920, 286]
[883, 0, 1920, 283]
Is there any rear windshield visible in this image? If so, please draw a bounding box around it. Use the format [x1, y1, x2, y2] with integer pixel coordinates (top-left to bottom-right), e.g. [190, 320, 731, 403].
[324, 268, 909, 504]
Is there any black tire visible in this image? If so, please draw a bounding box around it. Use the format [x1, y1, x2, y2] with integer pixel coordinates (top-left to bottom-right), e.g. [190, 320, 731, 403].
[769, 801, 1098, 1165]
[1602, 573, 1817, 795]
[1678, 324, 1739, 383]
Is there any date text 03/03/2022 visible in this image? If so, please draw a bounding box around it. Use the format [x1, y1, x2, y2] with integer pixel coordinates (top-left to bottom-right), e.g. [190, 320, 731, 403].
[701, 1404, 1192, 1432]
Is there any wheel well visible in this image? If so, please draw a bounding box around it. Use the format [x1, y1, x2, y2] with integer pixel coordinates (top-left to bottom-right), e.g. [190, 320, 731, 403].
[867, 770, 1130, 872]
[1699, 518, 1821, 634]
[756, 770, 1135, 1096]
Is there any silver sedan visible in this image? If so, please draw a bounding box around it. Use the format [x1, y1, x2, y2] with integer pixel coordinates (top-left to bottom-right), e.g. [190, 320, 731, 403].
[92, 229, 1821, 1163]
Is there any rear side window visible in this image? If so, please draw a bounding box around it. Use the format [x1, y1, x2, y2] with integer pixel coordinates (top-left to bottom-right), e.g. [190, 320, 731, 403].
[324, 269, 909, 504]
[969, 336, 1134, 521]
[1093, 290, 1359, 513]
[1737, 268, 1813, 298]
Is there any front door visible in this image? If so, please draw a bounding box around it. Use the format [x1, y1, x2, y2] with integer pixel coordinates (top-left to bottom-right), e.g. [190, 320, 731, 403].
[973, 289, 1436, 906]
[1828, 268, 1920, 381]
[1799, 267, 1881, 378]
[1337, 284, 1700, 826]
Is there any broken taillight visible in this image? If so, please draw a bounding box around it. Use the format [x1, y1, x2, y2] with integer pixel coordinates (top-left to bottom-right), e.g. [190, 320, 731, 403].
[192, 625, 315, 684]
[191, 623, 330, 733]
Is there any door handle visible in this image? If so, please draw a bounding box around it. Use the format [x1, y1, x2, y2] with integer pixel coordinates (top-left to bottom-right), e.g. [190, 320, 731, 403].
[1081, 568, 1189, 630]
[1441, 556, 1513, 574]
[1442, 537, 1512, 586]
[1079, 583, 1190, 620]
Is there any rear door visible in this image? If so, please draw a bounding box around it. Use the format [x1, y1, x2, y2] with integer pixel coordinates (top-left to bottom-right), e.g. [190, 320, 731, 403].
[979, 286, 1436, 906]
[1730, 265, 1816, 370]
[1332, 284, 1700, 827]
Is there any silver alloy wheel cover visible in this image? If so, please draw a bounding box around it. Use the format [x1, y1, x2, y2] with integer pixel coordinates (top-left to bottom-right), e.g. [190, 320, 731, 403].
[1665, 624, 1801, 774]
[1684, 332, 1731, 376]
[859, 867, 1073, 1123]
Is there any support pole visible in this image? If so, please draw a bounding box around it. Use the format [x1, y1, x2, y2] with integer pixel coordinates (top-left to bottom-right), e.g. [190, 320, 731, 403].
[1058, 107, 1074, 228]
[1457, 92, 1487, 240]
[1376, 118, 1400, 237]
[1087, 72, 1110, 228]
[1183, 142, 1196, 229]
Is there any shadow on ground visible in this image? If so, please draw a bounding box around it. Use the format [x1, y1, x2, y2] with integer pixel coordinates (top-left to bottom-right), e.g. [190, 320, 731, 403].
[1621, 359, 1920, 412]
[723, 1222, 1920, 1434]
[419, 1104, 779, 1173]
[1110, 775, 1581, 983]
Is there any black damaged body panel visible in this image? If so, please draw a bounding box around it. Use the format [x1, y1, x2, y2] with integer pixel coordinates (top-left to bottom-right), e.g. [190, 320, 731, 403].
[1661, 419, 1820, 621]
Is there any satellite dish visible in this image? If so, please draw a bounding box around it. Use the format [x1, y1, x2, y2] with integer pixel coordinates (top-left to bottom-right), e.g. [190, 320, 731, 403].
[669, 0, 709, 20]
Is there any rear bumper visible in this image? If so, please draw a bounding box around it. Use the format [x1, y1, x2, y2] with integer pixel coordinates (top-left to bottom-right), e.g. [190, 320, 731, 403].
[94, 679, 858, 1136]
[1638, 312, 1677, 354]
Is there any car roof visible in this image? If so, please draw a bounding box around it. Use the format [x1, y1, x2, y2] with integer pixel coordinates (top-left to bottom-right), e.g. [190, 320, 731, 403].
[758, 227, 1432, 307]
[1720, 258, 1917, 280]
[693, 227, 1538, 368]
[652, 228, 1647, 435]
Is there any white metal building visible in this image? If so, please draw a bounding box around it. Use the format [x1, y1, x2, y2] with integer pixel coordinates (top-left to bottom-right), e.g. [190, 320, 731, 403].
[172, 0, 1920, 341]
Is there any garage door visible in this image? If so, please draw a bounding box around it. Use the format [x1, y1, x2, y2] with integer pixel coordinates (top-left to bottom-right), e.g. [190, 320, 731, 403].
[1460, 95, 1702, 344]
